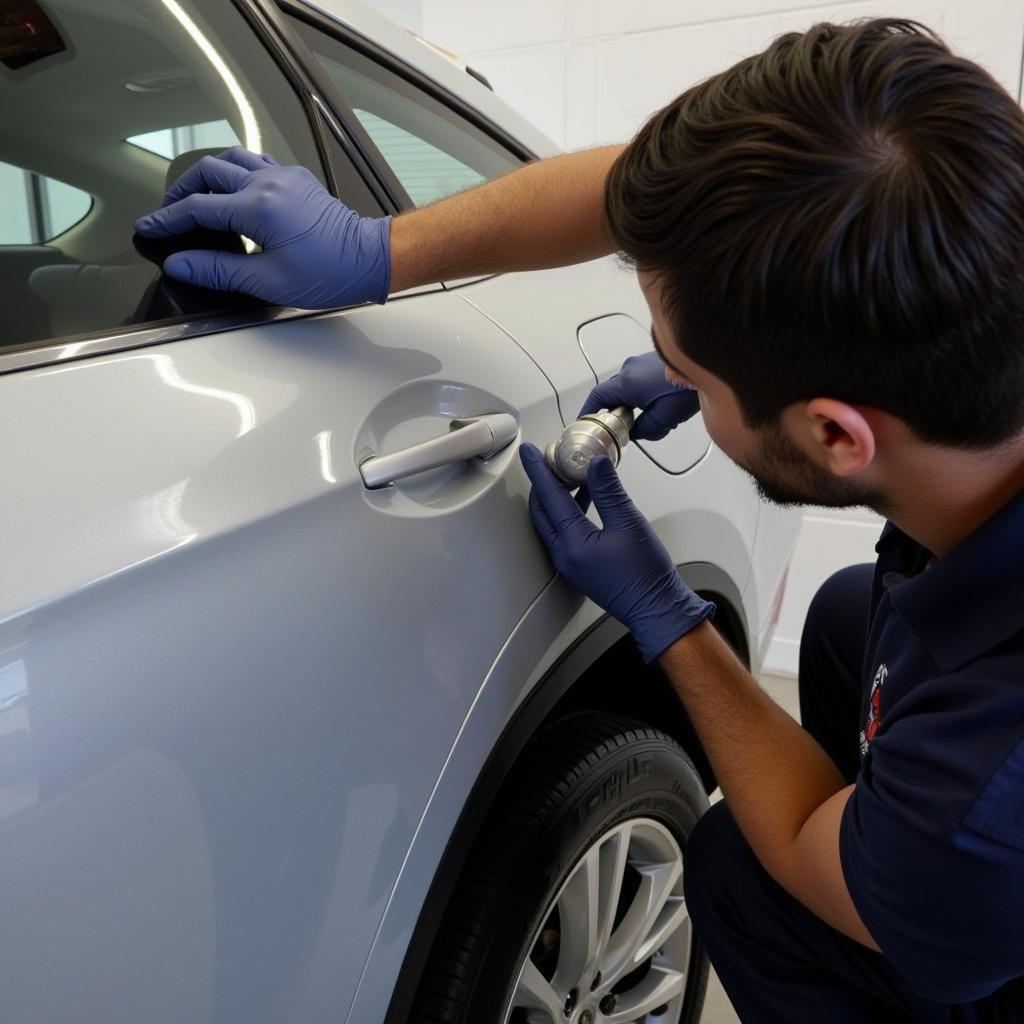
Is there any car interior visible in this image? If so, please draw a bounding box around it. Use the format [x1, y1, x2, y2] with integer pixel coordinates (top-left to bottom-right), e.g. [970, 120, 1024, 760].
[0, 0, 321, 351]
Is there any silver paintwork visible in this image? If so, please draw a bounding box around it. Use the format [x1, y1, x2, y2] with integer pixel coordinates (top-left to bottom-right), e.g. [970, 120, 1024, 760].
[0, 294, 441, 380]
[544, 405, 633, 486]
[503, 818, 690, 1024]
[359, 411, 518, 488]
[0, 1, 802, 1021]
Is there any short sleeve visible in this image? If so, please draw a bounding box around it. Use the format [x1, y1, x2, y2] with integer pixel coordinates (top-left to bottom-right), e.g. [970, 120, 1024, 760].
[841, 742, 1024, 1004]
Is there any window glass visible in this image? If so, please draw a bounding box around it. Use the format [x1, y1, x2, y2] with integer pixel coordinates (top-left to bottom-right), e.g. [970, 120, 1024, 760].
[0, 0, 330, 351]
[350, 110, 485, 206]
[127, 119, 241, 160]
[290, 18, 522, 207]
[0, 162, 92, 244]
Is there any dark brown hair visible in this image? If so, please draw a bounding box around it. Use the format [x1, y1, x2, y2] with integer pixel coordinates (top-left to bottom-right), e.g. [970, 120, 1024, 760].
[605, 19, 1024, 447]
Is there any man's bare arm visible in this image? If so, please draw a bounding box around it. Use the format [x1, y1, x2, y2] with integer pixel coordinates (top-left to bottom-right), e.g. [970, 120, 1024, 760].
[659, 620, 880, 949]
[388, 145, 625, 293]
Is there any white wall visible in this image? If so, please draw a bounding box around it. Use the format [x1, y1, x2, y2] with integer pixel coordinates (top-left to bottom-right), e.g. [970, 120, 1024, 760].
[364, 0, 1024, 676]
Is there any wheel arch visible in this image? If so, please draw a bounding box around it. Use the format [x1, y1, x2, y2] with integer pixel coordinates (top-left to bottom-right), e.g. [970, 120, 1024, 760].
[384, 561, 748, 1024]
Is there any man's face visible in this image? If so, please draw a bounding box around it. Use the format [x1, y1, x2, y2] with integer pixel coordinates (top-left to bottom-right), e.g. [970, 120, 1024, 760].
[638, 268, 885, 510]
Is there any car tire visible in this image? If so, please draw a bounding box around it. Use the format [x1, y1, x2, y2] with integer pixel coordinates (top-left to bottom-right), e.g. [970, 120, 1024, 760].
[410, 711, 711, 1024]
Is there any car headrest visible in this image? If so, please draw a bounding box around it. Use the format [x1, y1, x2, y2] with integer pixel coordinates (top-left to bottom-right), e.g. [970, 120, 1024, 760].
[165, 147, 229, 193]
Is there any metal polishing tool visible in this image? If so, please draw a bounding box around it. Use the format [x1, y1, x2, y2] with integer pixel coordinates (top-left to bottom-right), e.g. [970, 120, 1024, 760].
[544, 406, 634, 486]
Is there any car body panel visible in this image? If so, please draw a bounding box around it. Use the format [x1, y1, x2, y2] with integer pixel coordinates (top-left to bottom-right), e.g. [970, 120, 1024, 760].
[0, 291, 569, 1022]
[456, 257, 651, 427]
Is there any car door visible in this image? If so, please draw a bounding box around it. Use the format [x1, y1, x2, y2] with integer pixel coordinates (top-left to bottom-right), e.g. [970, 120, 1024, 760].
[0, 3, 563, 1022]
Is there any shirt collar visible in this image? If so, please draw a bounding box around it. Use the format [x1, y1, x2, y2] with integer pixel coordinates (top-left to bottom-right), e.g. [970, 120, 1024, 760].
[877, 487, 1024, 674]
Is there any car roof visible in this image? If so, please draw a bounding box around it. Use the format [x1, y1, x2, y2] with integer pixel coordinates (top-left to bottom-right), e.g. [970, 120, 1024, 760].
[292, 0, 562, 159]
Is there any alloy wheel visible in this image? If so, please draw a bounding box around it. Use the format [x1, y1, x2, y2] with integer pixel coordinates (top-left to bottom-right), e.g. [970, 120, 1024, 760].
[502, 817, 691, 1024]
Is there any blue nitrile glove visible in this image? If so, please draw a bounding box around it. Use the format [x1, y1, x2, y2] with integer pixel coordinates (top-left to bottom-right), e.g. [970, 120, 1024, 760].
[580, 351, 700, 441]
[520, 442, 714, 663]
[134, 147, 391, 308]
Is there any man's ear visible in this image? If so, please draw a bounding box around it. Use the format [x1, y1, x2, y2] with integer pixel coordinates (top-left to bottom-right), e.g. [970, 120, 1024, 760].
[790, 398, 877, 477]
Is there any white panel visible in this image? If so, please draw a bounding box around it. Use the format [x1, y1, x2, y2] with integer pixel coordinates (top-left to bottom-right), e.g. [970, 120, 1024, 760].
[938, 0, 1024, 95]
[565, 40, 599, 148]
[465, 47, 567, 146]
[765, 634, 801, 677]
[593, 1, 946, 142]
[421, 0, 566, 54]
[769, 513, 883, 675]
[571, 0, 870, 38]
[803, 504, 885, 526]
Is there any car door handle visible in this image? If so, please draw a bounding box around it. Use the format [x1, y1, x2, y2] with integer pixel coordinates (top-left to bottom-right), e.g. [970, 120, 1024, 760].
[359, 412, 518, 489]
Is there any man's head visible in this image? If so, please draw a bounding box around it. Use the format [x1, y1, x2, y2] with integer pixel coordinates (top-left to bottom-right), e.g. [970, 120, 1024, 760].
[605, 19, 1024, 510]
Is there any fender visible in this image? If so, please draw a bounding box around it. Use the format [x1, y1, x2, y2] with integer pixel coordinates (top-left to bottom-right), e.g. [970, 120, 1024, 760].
[380, 561, 747, 1024]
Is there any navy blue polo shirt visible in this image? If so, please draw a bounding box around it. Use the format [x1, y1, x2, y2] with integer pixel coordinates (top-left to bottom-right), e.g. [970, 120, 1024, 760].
[839, 487, 1024, 1008]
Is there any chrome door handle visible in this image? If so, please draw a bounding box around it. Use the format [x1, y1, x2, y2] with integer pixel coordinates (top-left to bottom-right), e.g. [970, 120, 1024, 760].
[359, 412, 518, 489]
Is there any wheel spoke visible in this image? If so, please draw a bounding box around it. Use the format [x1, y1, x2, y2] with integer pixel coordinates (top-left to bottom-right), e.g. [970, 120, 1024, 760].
[601, 857, 682, 985]
[602, 964, 687, 1024]
[551, 843, 600, 990]
[633, 894, 689, 965]
[595, 825, 631, 967]
[512, 959, 563, 1022]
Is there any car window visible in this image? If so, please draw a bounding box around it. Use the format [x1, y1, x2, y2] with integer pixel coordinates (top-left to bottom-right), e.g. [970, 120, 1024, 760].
[0, 161, 92, 244]
[347, 109, 486, 206]
[289, 16, 523, 207]
[0, 0, 329, 352]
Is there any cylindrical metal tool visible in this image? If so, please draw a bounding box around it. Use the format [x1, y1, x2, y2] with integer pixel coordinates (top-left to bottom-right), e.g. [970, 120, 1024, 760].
[544, 406, 634, 486]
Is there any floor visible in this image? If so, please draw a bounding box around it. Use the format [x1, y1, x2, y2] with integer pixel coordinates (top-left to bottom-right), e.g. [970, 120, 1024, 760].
[698, 672, 801, 1024]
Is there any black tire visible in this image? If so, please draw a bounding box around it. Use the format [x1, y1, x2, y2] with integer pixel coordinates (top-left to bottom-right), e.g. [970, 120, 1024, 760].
[410, 711, 711, 1024]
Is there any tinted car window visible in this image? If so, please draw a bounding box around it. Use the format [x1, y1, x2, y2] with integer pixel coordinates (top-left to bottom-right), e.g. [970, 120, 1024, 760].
[290, 17, 523, 207]
[0, 0, 326, 351]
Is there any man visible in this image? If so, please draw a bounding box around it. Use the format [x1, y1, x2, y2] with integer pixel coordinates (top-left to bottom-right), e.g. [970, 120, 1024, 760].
[135, 19, 1024, 1021]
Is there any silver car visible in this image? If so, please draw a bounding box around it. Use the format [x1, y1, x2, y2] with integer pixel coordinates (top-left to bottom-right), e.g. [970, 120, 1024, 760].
[0, 1, 799, 1021]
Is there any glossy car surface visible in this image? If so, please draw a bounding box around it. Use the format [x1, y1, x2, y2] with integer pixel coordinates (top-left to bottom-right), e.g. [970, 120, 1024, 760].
[0, 1, 800, 1020]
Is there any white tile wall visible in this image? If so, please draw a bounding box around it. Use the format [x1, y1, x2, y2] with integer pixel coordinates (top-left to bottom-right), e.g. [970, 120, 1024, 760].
[363, 0, 1024, 676]
[422, 0, 567, 52]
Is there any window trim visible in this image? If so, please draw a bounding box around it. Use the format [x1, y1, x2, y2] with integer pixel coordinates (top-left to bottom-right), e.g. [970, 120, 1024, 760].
[0, 306, 324, 377]
[230, 0, 398, 214]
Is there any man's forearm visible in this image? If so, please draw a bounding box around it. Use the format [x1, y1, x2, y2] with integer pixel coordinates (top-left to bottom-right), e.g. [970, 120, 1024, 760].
[659, 621, 877, 947]
[388, 145, 625, 293]
[659, 620, 847, 877]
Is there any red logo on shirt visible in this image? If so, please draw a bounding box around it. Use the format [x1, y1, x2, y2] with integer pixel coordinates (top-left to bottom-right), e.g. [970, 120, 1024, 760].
[859, 662, 888, 756]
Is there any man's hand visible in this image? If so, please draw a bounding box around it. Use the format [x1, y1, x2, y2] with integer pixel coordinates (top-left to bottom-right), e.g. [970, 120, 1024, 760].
[134, 147, 391, 309]
[580, 351, 700, 441]
[519, 443, 714, 662]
